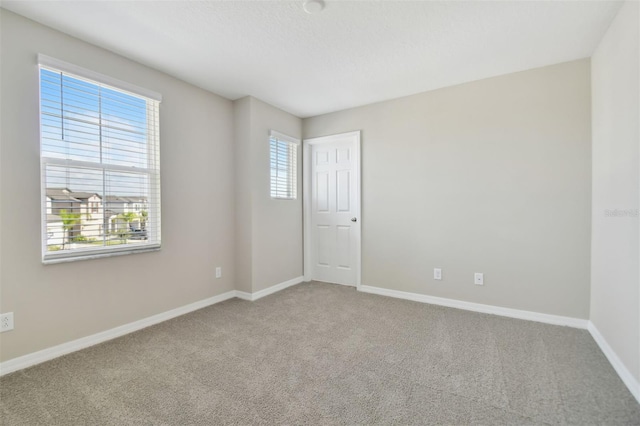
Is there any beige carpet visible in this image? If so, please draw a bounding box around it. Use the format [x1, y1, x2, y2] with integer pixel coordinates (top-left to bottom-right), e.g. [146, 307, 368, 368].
[1, 282, 639, 425]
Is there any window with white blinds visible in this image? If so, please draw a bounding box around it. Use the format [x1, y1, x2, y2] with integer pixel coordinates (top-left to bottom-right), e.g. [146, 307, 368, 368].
[269, 130, 299, 200]
[39, 55, 162, 263]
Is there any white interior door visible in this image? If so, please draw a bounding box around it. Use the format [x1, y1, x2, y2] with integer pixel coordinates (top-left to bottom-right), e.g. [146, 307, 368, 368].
[304, 131, 361, 287]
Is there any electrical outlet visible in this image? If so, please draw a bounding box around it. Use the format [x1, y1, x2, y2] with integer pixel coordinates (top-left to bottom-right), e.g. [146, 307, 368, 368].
[434, 268, 442, 280]
[1, 312, 14, 332]
[215, 267, 222, 279]
[474, 273, 484, 286]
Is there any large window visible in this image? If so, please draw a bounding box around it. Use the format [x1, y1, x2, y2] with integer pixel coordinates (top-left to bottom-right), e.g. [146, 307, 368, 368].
[269, 130, 299, 200]
[39, 55, 161, 263]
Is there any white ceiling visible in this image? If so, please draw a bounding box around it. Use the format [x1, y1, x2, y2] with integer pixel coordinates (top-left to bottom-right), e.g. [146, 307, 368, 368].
[1, 1, 622, 118]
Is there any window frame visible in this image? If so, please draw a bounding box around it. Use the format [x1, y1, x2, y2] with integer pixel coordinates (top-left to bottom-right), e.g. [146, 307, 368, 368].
[38, 55, 162, 264]
[269, 130, 299, 200]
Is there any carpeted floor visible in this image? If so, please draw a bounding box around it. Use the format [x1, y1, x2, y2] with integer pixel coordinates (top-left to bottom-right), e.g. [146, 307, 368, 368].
[1, 282, 639, 425]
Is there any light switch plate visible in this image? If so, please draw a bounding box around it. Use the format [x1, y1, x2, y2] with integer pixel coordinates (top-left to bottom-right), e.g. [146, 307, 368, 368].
[1, 312, 14, 332]
[434, 268, 442, 280]
[474, 273, 484, 285]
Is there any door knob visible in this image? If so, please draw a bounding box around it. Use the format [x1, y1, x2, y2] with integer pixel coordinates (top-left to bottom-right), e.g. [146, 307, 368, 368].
[351, 217, 357, 222]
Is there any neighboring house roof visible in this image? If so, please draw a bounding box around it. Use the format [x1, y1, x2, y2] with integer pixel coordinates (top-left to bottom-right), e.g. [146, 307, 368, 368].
[46, 188, 80, 202]
[104, 195, 148, 203]
[46, 214, 62, 222]
[46, 189, 145, 203]
[71, 192, 101, 200]
[47, 187, 71, 194]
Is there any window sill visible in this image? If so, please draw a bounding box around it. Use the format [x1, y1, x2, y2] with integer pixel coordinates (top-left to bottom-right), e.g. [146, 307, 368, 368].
[42, 244, 161, 265]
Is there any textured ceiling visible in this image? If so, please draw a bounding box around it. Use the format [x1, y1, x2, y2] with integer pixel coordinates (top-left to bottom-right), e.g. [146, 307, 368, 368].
[1, 1, 622, 117]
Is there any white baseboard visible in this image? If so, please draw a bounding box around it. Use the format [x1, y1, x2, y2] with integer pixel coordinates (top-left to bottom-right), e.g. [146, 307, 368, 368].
[358, 285, 588, 329]
[235, 276, 304, 302]
[0, 277, 305, 376]
[588, 321, 640, 403]
[0, 290, 237, 377]
[234, 290, 253, 301]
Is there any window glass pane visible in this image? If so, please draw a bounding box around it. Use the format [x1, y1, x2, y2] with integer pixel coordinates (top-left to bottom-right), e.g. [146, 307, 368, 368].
[101, 86, 149, 168]
[269, 135, 297, 199]
[41, 69, 101, 162]
[40, 63, 161, 262]
[44, 165, 103, 252]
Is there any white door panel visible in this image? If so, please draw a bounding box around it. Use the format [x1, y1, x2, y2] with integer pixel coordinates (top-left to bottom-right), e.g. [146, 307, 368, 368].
[316, 172, 330, 212]
[336, 226, 351, 269]
[336, 170, 351, 212]
[304, 132, 361, 287]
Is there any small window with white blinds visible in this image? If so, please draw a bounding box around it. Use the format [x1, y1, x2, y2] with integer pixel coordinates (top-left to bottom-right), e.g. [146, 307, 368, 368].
[269, 131, 299, 200]
[38, 55, 162, 263]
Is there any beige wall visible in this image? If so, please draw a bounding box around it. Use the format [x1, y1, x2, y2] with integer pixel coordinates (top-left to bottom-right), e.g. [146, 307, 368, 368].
[591, 0, 640, 383]
[233, 97, 253, 293]
[233, 97, 303, 293]
[0, 10, 236, 361]
[304, 59, 592, 319]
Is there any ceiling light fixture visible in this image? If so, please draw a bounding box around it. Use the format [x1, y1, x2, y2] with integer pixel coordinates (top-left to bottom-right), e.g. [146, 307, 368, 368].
[303, 0, 325, 15]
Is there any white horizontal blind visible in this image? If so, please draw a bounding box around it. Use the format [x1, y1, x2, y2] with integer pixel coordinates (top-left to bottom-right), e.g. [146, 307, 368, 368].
[39, 60, 161, 263]
[270, 131, 299, 200]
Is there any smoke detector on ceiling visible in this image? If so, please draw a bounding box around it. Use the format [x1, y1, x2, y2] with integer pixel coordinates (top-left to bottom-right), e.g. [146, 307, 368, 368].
[303, 0, 325, 15]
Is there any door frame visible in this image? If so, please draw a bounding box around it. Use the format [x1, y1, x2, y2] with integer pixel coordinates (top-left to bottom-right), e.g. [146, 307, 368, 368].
[303, 130, 362, 289]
